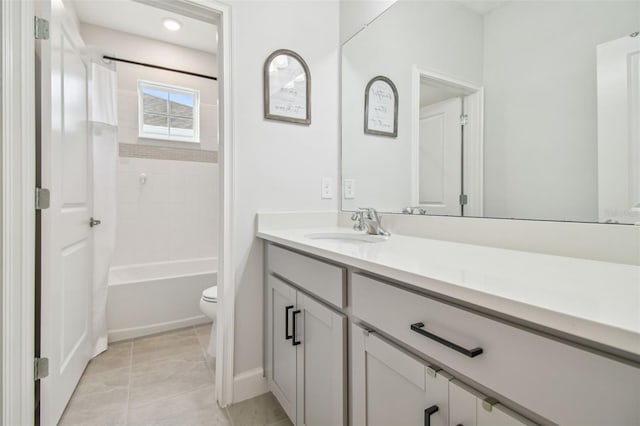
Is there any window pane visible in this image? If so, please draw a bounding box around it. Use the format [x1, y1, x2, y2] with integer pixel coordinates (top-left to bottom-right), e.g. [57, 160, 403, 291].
[170, 118, 195, 139]
[143, 113, 169, 137]
[170, 117, 194, 139]
[170, 117, 193, 130]
[143, 88, 168, 114]
[169, 92, 194, 119]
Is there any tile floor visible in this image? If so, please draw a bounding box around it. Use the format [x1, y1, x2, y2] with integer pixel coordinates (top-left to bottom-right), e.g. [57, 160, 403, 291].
[59, 324, 292, 426]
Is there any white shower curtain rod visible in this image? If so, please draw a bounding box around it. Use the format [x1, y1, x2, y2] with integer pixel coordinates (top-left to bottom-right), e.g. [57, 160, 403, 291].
[102, 55, 218, 81]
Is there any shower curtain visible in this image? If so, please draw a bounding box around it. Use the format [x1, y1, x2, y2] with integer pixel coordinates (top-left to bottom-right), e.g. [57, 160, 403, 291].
[87, 49, 118, 357]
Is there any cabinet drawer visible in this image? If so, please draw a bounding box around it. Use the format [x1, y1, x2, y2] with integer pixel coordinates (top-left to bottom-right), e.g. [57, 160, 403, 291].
[267, 244, 346, 308]
[351, 273, 640, 426]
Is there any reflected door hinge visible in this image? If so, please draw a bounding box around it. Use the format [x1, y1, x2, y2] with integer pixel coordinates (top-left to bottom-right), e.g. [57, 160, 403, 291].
[460, 114, 468, 126]
[34, 16, 50, 40]
[35, 187, 50, 210]
[459, 194, 468, 205]
[34, 357, 49, 381]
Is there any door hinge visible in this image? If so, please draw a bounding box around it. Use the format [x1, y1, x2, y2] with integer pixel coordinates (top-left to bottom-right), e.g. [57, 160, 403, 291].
[460, 114, 468, 126]
[459, 194, 468, 205]
[34, 357, 49, 381]
[34, 16, 50, 40]
[35, 187, 50, 210]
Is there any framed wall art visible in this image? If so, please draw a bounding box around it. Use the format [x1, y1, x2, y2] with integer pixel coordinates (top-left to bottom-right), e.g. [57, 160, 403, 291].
[364, 75, 398, 137]
[263, 49, 311, 125]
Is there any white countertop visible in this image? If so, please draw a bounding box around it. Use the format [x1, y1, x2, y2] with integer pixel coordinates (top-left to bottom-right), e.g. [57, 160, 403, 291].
[257, 226, 640, 358]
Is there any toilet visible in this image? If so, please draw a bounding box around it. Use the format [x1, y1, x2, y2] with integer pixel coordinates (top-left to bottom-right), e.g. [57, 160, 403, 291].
[199, 286, 217, 357]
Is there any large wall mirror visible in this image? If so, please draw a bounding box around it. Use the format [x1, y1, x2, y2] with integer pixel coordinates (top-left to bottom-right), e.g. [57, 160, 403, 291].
[341, 0, 640, 224]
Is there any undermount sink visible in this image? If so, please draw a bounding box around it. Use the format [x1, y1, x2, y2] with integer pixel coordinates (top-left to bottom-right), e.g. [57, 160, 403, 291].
[305, 232, 389, 243]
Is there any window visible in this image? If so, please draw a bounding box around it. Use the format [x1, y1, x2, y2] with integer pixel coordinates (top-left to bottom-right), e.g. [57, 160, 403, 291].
[138, 80, 200, 143]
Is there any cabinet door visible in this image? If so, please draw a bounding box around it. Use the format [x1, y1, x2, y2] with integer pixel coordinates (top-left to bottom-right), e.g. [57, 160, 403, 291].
[267, 276, 298, 421]
[425, 367, 451, 426]
[477, 402, 534, 426]
[352, 323, 429, 426]
[449, 380, 479, 426]
[296, 292, 347, 425]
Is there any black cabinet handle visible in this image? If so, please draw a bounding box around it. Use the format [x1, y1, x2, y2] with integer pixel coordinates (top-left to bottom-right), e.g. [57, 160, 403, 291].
[410, 322, 483, 358]
[292, 310, 301, 346]
[285, 305, 294, 340]
[424, 405, 439, 426]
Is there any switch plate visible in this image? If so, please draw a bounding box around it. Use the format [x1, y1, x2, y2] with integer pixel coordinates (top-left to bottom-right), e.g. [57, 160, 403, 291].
[343, 179, 355, 199]
[321, 177, 333, 199]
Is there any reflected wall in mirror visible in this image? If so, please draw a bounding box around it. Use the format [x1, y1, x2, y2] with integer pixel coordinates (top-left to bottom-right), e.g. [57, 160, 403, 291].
[341, 0, 640, 224]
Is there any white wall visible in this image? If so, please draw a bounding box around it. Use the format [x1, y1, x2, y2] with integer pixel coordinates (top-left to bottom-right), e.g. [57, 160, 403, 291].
[79, 24, 219, 267]
[227, 0, 340, 381]
[342, 0, 483, 211]
[482, 1, 640, 222]
[80, 23, 219, 151]
[339, 0, 397, 43]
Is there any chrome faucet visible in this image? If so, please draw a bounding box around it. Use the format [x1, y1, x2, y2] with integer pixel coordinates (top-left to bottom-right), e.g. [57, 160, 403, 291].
[351, 208, 391, 237]
[402, 206, 426, 215]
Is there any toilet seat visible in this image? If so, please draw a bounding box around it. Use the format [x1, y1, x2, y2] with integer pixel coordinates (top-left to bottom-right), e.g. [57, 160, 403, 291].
[202, 286, 218, 303]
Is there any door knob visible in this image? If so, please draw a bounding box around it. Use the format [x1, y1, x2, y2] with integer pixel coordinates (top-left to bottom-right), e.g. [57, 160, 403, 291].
[89, 217, 102, 228]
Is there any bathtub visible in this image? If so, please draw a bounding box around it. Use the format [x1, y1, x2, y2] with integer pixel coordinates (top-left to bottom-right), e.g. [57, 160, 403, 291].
[107, 257, 217, 341]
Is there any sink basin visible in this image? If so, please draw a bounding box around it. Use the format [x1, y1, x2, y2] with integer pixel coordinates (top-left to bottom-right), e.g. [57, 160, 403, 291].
[305, 232, 389, 243]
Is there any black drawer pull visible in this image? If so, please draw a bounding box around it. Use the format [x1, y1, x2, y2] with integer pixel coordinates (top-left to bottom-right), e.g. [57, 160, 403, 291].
[424, 405, 438, 426]
[292, 310, 301, 346]
[410, 322, 483, 358]
[285, 305, 294, 340]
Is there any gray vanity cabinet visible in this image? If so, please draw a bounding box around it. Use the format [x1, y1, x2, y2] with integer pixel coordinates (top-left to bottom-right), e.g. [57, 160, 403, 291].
[265, 246, 347, 426]
[351, 323, 451, 426]
[267, 275, 298, 421]
[351, 323, 533, 426]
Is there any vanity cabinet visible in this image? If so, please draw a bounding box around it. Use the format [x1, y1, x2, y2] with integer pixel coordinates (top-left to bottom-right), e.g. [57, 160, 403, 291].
[262, 240, 640, 426]
[351, 323, 451, 426]
[351, 272, 640, 425]
[351, 323, 533, 426]
[265, 245, 347, 426]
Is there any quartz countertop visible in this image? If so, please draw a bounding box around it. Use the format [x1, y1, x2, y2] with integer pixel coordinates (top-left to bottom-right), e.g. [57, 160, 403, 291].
[257, 226, 640, 359]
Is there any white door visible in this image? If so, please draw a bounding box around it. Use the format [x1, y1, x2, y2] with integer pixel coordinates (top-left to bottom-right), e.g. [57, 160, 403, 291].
[267, 276, 298, 422]
[39, 3, 93, 425]
[296, 292, 346, 426]
[351, 323, 428, 426]
[418, 97, 462, 216]
[597, 33, 640, 224]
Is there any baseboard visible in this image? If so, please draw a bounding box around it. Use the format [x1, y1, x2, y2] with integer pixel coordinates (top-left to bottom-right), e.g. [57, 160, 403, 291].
[108, 315, 211, 342]
[232, 367, 268, 404]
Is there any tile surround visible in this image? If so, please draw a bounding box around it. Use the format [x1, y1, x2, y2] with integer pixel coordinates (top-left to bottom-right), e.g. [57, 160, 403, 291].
[119, 143, 218, 163]
[60, 326, 290, 426]
[113, 156, 218, 267]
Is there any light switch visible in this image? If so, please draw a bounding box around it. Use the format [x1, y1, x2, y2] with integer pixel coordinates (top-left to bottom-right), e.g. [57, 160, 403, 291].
[321, 177, 333, 199]
[343, 179, 355, 199]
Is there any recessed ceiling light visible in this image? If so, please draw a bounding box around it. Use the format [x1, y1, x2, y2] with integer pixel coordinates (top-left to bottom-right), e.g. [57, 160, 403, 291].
[163, 18, 181, 32]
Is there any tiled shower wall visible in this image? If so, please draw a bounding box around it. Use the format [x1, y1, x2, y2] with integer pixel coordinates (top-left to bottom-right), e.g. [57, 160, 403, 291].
[113, 157, 218, 267]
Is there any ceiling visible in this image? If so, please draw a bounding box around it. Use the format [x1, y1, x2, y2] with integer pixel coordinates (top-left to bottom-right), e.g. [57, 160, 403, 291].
[72, 0, 218, 54]
[457, 0, 510, 15]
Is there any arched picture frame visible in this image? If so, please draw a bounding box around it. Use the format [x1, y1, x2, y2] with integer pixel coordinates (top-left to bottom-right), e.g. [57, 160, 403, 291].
[263, 49, 311, 125]
[364, 75, 398, 137]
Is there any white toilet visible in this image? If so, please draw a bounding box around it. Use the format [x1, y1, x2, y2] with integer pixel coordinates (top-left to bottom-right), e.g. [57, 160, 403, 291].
[199, 286, 218, 357]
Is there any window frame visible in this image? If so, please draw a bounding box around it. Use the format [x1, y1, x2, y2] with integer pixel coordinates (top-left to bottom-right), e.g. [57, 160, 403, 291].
[137, 80, 201, 143]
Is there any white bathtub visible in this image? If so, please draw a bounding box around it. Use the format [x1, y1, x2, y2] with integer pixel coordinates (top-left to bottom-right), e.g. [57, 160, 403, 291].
[107, 257, 217, 342]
